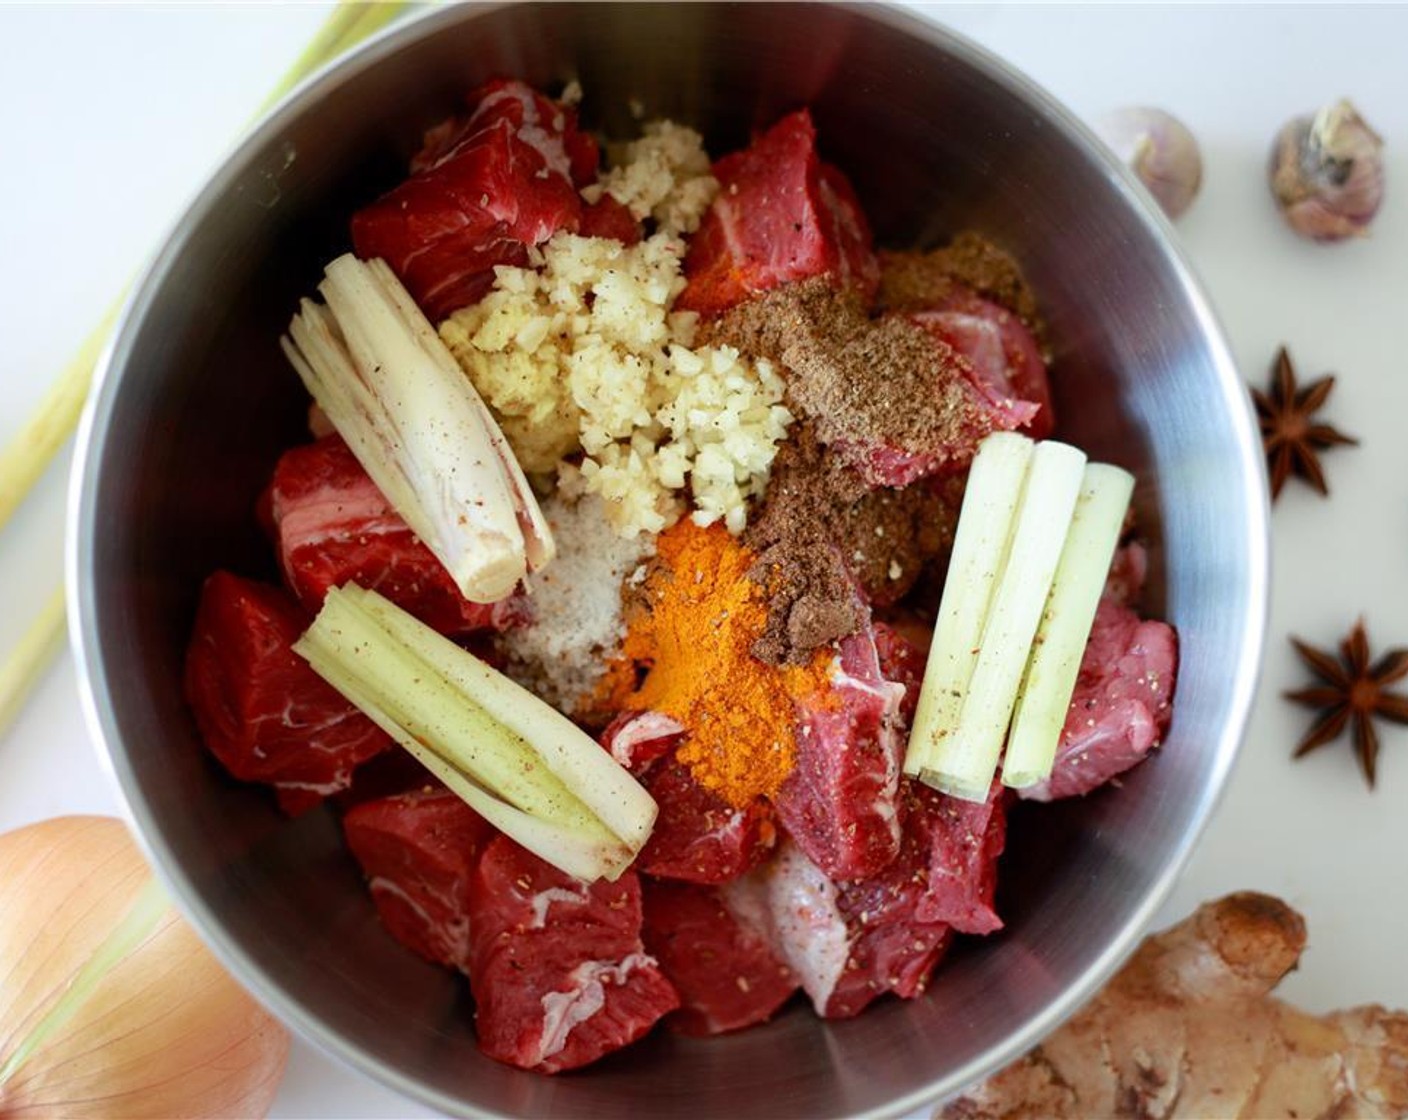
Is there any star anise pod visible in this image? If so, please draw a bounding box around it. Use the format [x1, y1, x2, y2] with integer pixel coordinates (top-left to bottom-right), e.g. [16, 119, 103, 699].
[1285, 620, 1408, 788]
[1251, 346, 1357, 501]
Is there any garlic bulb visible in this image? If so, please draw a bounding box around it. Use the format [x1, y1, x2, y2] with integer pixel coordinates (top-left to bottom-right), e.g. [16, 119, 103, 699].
[0, 816, 290, 1118]
[1097, 107, 1203, 220]
[1270, 98, 1385, 242]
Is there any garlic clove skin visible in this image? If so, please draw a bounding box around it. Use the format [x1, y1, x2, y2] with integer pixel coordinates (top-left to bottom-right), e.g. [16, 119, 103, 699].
[1097, 107, 1203, 220]
[1270, 98, 1385, 242]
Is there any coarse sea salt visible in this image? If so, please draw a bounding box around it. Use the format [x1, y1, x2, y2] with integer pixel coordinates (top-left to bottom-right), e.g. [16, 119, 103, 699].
[502, 494, 654, 714]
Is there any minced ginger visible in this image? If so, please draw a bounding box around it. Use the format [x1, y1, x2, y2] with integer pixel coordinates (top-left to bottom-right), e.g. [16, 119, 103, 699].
[439, 122, 791, 539]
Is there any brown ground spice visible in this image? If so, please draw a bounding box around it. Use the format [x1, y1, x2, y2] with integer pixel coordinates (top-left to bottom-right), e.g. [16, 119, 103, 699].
[705, 278, 984, 458]
[744, 425, 957, 666]
[877, 230, 1041, 332]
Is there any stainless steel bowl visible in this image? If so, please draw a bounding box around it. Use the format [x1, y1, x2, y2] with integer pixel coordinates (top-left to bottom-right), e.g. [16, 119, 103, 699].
[69, 3, 1268, 1117]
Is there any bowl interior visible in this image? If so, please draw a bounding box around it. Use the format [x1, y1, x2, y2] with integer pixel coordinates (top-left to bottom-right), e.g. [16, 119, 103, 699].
[72, 4, 1266, 1117]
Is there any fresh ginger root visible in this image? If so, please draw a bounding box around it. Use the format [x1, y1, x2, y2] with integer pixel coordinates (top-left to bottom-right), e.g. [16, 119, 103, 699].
[941, 892, 1408, 1119]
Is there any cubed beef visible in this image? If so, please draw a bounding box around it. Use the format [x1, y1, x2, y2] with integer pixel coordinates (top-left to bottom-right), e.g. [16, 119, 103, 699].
[910, 287, 1054, 440]
[736, 832, 951, 1021]
[1019, 598, 1178, 802]
[678, 110, 878, 316]
[873, 620, 928, 725]
[580, 194, 643, 244]
[352, 79, 594, 321]
[183, 571, 389, 808]
[640, 879, 797, 1036]
[908, 781, 1008, 936]
[265, 435, 529, 636]
[343, 788, 492, 971]
[599, 710, 687, 776]
[467, 838, 678, 1073]
[637, 751, 776, 885]
[776, 616, 907, 881]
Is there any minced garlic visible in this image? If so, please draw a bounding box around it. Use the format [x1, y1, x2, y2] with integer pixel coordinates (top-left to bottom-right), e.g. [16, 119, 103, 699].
[439, 229, 792, 537]
[584, 121, 720, 235]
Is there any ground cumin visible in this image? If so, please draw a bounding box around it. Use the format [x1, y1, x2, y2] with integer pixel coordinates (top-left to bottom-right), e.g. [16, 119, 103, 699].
[876, 230, 1042, 332]
[703, 277, 987, 461]
[601, 520, 831, 807]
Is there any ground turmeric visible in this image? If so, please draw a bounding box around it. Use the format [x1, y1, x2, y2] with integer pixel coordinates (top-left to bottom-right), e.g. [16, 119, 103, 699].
[603, 520, 830, 807]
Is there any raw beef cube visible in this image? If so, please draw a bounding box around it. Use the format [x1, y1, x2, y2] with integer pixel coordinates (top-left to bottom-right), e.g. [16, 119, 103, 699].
[776, 616, 907, 881]
[640, 880, 797, 1036]
[1019, 598, 1179, 802]
[911, 287, 1053, 440]
[740, 834, 951, 1021]
[467, 838, 679, 1073]
[265, 435, 529, 636]
[183, 571, 389, 807]
[637, 751, 776, 885]
[909, 781, 1008, 936]
[678, 110, 878, 316]
[352, 78, 592, 320]
[343, 789, 492, 971]
[873, 620, 928, 725]
[580, 194, 643, 244]
[599, 710, 687, 775]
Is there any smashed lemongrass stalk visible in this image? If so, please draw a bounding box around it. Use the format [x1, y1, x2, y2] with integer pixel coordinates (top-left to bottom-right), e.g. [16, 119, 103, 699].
[0, 585, 66, 739]
[923, 440, 1087, 802]
[904, 433, 1034, 778]
[284, 255, 554, 603]
[1004, 464, 1134, 789]
[295, 585, 656, 881]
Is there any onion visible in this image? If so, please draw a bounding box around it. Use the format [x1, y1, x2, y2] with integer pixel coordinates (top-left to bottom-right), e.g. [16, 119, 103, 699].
[0, 816, 289, 1118]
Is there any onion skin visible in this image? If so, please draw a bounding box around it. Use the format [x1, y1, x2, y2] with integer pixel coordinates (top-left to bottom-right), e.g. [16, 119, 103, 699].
[0, 816, 289, 1119]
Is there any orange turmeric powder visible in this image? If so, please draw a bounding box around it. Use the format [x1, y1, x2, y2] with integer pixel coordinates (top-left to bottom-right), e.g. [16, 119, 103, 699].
[601, 520, 831, 807]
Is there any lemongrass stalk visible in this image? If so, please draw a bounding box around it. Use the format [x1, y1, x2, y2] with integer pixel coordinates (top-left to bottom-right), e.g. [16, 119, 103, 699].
[0, 2, 408, 735]
[1003, 464, 1134, 788]
[0, 876, 168, 1089]
[295, 586, 654, 881]
[923, 441, 1087, 802]
[0, 586, 67, 739]
[904, 432, 1034, 777]
[284, 255, 554, 603]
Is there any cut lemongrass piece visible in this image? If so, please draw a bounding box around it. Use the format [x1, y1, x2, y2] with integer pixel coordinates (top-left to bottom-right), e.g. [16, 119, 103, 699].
[294, 585, 655, 881]
[923, 440, 1087, 802]
[904, 432, 1034, 777]
[282, 254, 554, 604]
[1003, 463, 1134, 789]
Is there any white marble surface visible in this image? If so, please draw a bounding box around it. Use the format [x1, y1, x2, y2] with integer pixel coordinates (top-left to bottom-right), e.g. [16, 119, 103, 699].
[1, 4, 1405, 1117]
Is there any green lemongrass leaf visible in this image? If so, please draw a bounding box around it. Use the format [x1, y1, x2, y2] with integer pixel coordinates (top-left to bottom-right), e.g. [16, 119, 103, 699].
[0, 876, 169, 1089]
[0, 586, 66, 740]
[296, 588, 601, 832]
[904, 433, 1033, 778]
[924, 440, 1087, 802]
[1004, 463, 1135, 789]
[351, 584, 658, 850]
